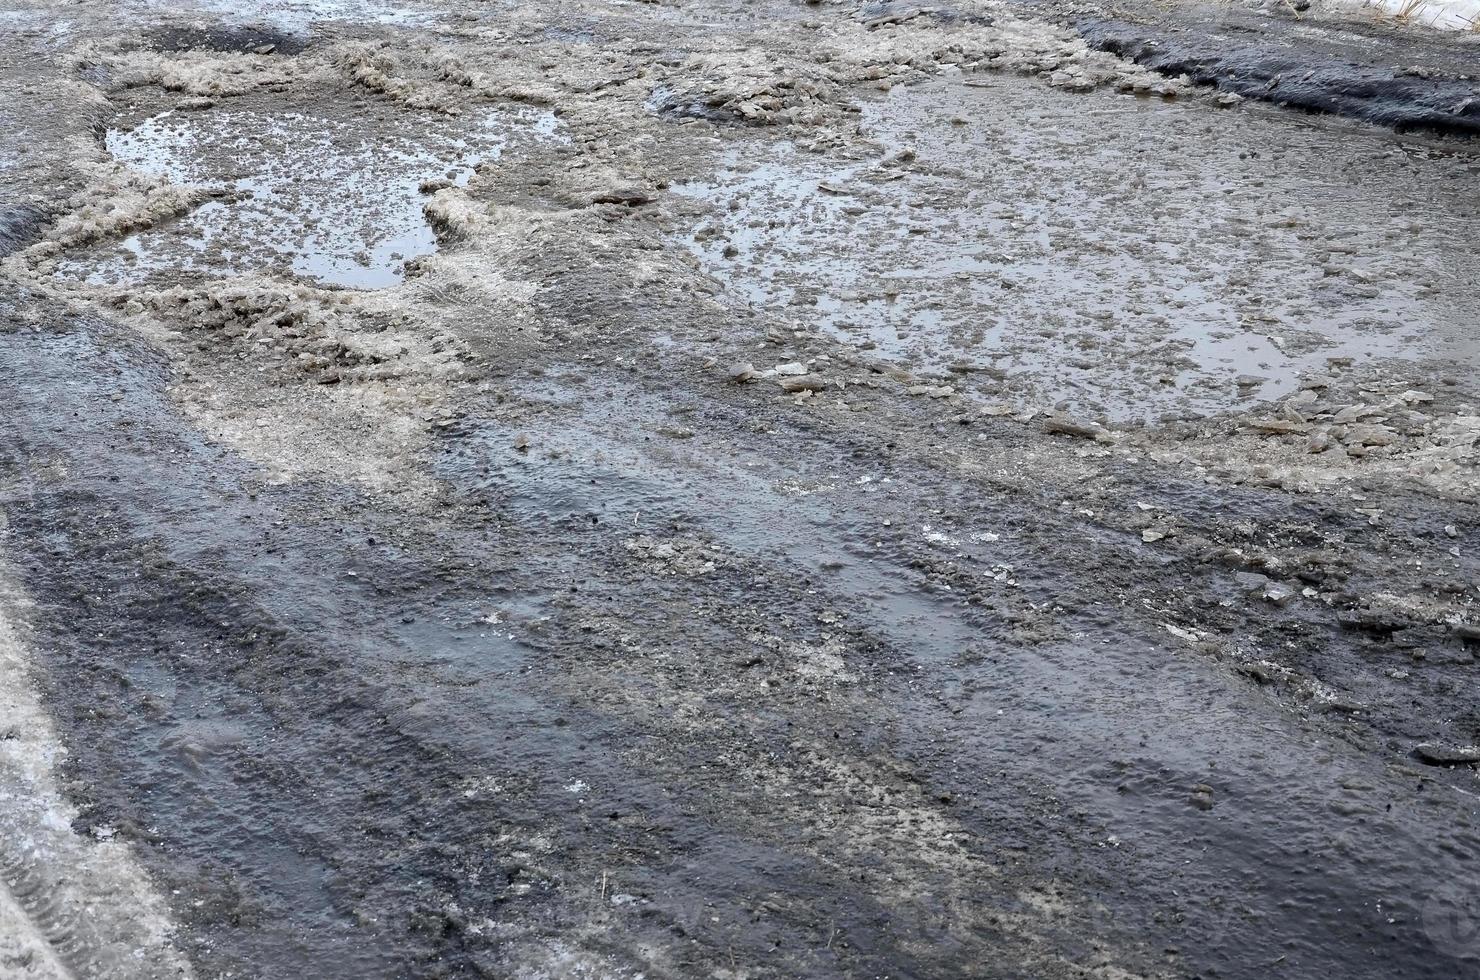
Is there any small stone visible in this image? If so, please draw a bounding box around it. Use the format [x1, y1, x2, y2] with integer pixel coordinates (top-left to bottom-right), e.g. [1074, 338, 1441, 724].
[590, 186, 654, 205]
[903, 383, 950, 397]
[1346, 423, 1396, 447]
[1042, 414, 1105, 440]
[1246, 417, 1307, 435]
[779, 374, 827, 393]
[1262, 581, 1296, 605]
[1234, 571, 1269, 593]
[1414, 742, 1480, 765]
[1306, 431, 1333, 454]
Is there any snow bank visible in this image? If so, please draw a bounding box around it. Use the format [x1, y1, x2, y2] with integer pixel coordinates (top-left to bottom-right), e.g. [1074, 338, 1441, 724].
[0, 544, 193, 979]
[1320, 0, 1480, 29]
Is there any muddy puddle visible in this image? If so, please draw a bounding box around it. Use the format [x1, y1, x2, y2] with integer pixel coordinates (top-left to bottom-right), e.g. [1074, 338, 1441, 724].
[675, 74, 1480, 421]
[132, 0, 442, 33]
[60, 104, 562, 289]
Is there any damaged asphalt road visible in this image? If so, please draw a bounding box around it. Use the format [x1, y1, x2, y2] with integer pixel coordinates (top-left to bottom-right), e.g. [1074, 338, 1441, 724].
[2, 0, 1480, 977]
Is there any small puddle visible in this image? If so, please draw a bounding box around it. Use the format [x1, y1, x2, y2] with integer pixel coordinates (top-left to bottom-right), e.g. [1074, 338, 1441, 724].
[675, 75, 1480, 420]
[61, 104, 562, 289]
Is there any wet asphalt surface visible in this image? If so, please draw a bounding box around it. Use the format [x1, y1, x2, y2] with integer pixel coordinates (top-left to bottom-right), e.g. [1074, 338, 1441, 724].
[5, 294, 1480, 978]
[3, 0, 1480, 978]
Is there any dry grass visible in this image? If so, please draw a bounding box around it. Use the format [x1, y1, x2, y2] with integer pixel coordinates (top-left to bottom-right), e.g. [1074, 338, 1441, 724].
[1357, 0, 1480, 27]
[1391, 0, 1430, 22]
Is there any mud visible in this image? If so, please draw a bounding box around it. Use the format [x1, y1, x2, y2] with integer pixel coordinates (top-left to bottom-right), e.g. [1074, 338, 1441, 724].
[2, 0, 1480, 977]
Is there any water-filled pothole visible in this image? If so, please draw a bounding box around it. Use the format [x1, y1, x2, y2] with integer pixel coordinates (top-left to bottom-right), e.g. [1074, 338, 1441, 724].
[139, 0, 442, 34]
[61, 103, 561, 289]
[676, 75, 1480, 420]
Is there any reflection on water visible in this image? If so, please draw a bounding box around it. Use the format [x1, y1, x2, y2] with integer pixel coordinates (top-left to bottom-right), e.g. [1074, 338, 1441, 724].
[61, 104, 561, 289]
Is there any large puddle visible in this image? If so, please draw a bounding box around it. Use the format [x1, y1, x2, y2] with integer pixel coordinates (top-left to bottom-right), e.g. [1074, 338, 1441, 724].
[61, 104, 561, 289]
[676, 75, 1480, 420]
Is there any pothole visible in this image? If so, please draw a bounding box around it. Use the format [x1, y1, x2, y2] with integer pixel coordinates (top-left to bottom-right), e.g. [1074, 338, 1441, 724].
[59, 102, 562, 289]
[139, 0, 442, 34]
[676, 75, 1480, 421]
